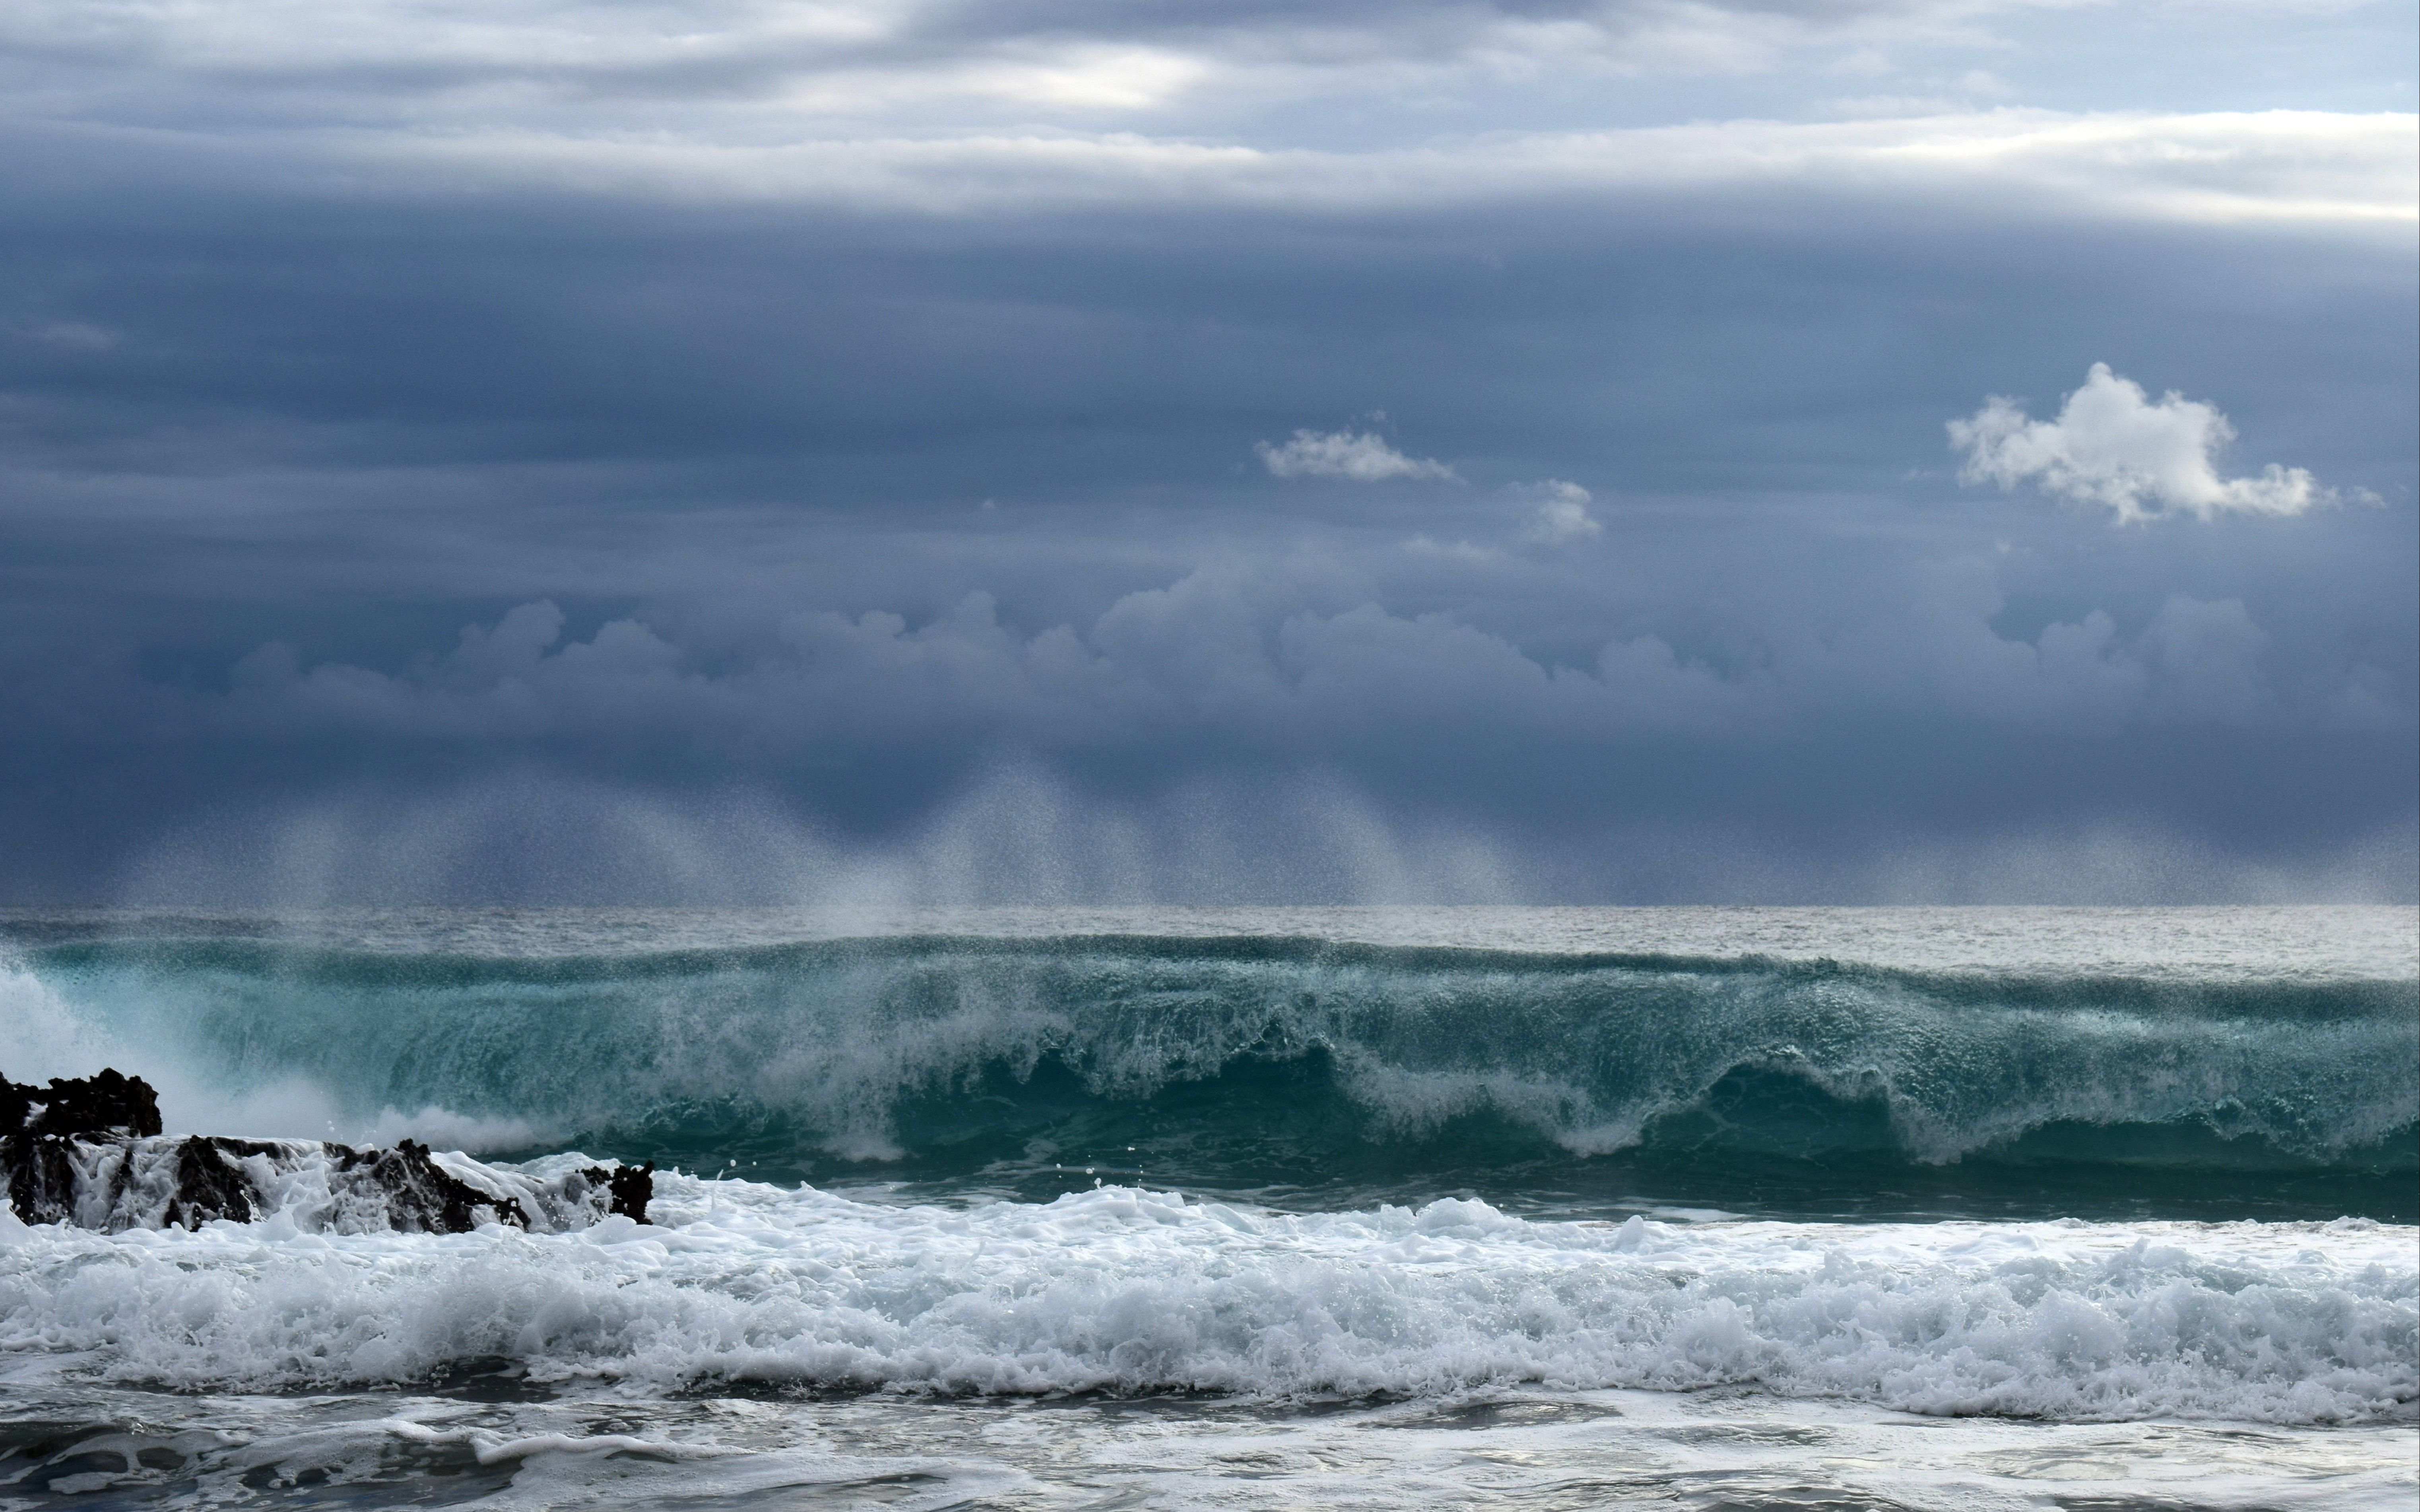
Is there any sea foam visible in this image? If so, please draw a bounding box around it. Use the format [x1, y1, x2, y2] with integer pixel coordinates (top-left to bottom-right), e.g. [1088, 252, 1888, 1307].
[3, 1171, 2411, 1425]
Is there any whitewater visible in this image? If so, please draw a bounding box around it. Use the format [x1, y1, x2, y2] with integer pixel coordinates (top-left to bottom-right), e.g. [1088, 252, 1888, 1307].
[2, 907, 2414, 1509]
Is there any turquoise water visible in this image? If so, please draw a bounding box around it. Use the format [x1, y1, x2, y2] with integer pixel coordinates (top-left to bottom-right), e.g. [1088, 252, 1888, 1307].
[8, 913, 2414, 1221]
[2, 907, 2414, 1509]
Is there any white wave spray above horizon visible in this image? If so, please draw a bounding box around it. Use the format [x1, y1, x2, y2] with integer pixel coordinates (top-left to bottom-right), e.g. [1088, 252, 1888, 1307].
[101, 762, 2420, 909]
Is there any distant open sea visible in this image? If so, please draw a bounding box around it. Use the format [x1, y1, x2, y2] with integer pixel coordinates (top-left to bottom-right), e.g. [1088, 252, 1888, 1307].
[3, 906, 2414, 1510]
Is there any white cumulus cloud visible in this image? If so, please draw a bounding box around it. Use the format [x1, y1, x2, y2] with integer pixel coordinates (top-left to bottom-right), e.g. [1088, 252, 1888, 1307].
[1515, 480, 1603, 545]
[1949, 362, 2336, 523]
[1257, 429, 1457, 482]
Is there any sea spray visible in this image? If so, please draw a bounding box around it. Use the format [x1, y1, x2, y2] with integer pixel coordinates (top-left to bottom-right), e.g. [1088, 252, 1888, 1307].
[7, 930, 2413, 1219]
[3, 1175, 2412, 1422]
[3, 907, 2415, 1512]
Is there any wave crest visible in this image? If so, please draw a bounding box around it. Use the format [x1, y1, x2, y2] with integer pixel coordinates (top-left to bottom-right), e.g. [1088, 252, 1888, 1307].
[9, 935, 2415, 1216]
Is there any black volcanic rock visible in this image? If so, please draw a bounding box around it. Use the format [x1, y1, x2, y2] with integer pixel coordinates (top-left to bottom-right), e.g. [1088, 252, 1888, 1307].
[1, 1068, 162, 1139]
[5, 1066, 654, 1235]
[167, 1136, 273, 1227]
[4, 1132, 79, 1226]
[555, 1160, 654, 1223]
[329, 1138, 528, 1234]
[6, 1066, 169, 1224]
[607, 1160, 655, 1223]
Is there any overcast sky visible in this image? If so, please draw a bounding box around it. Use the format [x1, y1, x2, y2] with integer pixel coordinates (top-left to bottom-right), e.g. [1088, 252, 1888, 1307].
[1, 0, 2412, 904]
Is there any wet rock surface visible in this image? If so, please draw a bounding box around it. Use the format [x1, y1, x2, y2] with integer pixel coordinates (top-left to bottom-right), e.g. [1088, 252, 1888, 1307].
[4, 1069, 652, 1234]
[606, 1159, 656, 1224]
[0, 1069, 161, 1142]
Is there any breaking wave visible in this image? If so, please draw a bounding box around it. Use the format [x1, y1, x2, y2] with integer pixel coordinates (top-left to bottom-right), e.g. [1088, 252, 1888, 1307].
[6, 932, 2412, 1219]
[2, 1178, 2412, 1423]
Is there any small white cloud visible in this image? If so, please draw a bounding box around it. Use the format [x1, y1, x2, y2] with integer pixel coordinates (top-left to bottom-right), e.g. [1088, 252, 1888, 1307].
[1514, 480, 1603, 546]
[1949, 362, 2337, 523]
[1257, 429, 1457, 482]
[1958, 69, 2012, 98]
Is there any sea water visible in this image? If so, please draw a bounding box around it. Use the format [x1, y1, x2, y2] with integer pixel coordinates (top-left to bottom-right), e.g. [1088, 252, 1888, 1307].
[1, 906, 2413, 1509]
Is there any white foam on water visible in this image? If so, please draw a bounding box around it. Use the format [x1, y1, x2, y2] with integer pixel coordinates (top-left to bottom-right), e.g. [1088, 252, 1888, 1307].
[23, 1136, 628, 1237]
[0, 1388, 1027, 1511]
[2, 1173, 2411, 1425]
[1, 1380, 2411, 1511]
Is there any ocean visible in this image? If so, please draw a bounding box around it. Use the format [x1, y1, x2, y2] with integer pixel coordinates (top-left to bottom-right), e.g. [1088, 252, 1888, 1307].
[2, 906, 2413, 1509]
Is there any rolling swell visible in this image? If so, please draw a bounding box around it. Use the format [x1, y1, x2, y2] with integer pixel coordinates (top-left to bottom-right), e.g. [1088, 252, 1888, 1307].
[10, 933, 2416, 1221]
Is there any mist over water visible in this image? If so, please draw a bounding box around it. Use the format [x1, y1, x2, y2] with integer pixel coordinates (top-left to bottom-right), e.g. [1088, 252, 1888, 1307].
[105, 768, 2420, 910]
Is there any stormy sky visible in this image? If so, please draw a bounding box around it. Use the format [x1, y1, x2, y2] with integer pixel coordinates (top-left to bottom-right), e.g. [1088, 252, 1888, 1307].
[1, 0, 2413, 905]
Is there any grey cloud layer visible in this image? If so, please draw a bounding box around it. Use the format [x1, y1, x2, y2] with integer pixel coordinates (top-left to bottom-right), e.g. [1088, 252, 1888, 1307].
[0, 0, 2133, 126]
[213, 551, 2388, 750]
[19, 542, 2413, 905]
[0, 1, 2411, 904]
[9, 471, 2409, 902]
[6, 0, 2411, 231]
[12, 0, 2410, 139]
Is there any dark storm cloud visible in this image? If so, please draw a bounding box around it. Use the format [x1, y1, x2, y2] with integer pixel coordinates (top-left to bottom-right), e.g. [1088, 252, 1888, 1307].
[0, 4, 2412, 904]
[5, 134, 2409, 500]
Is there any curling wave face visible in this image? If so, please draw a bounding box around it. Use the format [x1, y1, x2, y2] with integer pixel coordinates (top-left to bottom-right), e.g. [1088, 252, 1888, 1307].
[5, 920, 2414, 1221]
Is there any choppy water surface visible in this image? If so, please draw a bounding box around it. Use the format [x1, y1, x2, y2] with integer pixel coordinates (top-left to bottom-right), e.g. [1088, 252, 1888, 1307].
[3, 907, 2414, 1508]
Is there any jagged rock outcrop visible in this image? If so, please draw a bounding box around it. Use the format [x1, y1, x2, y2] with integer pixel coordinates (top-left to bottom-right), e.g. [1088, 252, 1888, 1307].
[0, 1068, 161, 1140]
[606, 1159, 656, 1224]
[5, 1068, 165, 1225]
[4, 1068, 653, 1235]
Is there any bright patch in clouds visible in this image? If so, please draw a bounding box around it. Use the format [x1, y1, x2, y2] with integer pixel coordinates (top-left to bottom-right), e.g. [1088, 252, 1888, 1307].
[1950, 363, 2339, 523]
[1258, 430, 1458, 483]
[1516, 481, 1603, 545]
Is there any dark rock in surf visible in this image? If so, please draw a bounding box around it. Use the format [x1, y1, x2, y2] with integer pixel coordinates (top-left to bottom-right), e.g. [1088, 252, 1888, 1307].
[6, 1066, 167, 1223]
[5, 1066, 653, 1235]
[4, 1132, 79, 1227]
[608, 1160, 655, 1223]
[328, 1138, 526, 1235]
[556, 1159, 652, 1223]
[168, 1136, 272, 1227]
[0, 1067, 162, 1140]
